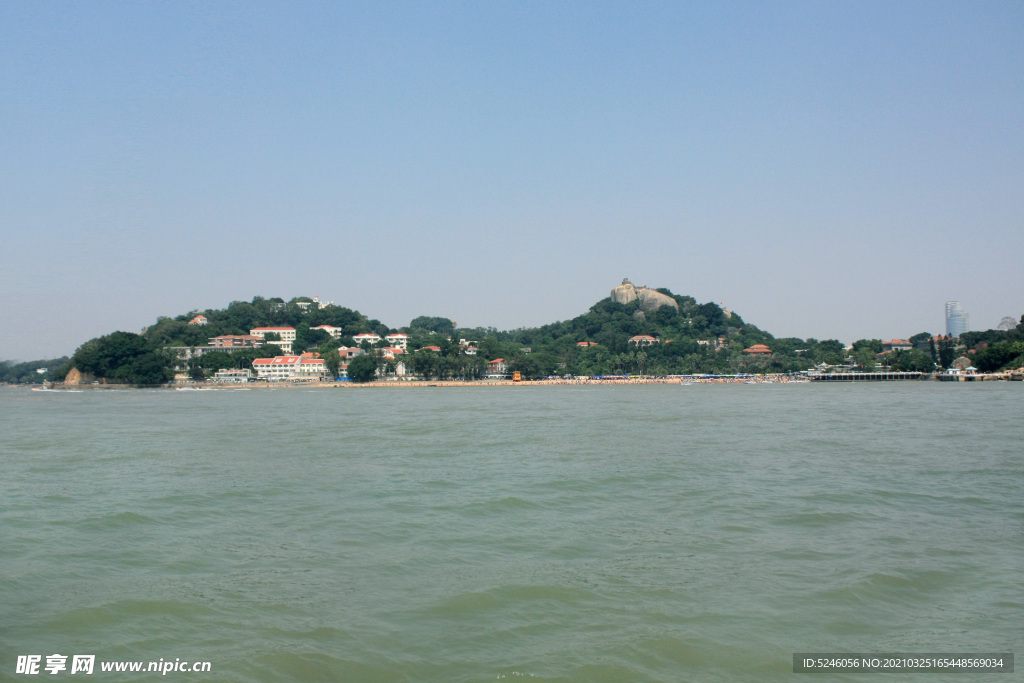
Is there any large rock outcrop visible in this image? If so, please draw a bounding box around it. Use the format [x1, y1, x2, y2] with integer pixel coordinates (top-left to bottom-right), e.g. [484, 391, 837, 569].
[610, 278, 679, 313]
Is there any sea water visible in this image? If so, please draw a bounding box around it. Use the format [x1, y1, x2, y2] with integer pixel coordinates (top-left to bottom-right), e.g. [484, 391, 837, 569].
[1, 383, 1021, 681]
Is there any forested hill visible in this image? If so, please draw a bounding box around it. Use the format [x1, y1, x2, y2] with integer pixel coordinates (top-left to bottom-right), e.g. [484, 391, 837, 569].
[26, 291, 1024, 384]
[45, 291, 851, 384]
[472, 292, 849, 377]
[143, 296, 385, 350]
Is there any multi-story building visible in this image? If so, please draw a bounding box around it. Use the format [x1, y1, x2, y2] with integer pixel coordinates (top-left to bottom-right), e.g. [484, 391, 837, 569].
[380, 347, 405, 360]
[251, 355, 326, 381]
[385, 333, 408, 350]
[295, 357, 326, 381]
[352, 333, 382, 347]
[486, 358, 509, 378]
[946, 302, 969, 338]
[252, 355, 300, 380]
[312, 325, 342, 339]
[250, 327, 297, 354]
[209, 335, 265, 348]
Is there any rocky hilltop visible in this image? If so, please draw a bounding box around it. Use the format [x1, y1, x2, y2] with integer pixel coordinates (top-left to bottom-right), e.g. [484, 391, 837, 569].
[610, 278, 679, 312]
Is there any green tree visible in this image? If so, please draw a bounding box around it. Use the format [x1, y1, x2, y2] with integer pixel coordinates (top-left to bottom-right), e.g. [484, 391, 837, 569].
[974, 342, 1024, 372]
[852, 347, 880, 370]
[347, 353, 378, 382]
[324, 349, 342, 378]
[187, 358, 205, 382]
[851, 339, 883, 353]
[72, 331, 173, 385]
[410, 316, 456, 335]
[889, 349, 936, 372]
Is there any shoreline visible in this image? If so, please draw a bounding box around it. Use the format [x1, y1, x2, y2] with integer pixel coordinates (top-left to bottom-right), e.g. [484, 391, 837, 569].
[19, 370, 1024, 391]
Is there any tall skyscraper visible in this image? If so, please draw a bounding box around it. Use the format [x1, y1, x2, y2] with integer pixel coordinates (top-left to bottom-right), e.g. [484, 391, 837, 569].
[945, 301, 969, 338]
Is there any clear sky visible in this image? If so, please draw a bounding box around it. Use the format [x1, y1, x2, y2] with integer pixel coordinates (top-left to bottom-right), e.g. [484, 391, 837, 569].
[2, 1, 1022, 360]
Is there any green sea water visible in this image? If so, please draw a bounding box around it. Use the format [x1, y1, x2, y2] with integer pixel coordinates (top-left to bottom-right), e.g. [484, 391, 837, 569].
[1, 383, 1021, 681]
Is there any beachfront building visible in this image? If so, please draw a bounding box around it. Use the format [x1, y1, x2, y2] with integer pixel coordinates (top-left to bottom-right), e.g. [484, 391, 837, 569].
[295, 357, 327, 381]
[252, 356, 301, 380]
[385, 333, 409, 350]
[213, 368, 251, 383]
[377, 360, 410, 379]
[485, 358, 510, 379]
[188, 315, 208, 326]
[743, 344, 772, 357]
[250, 327, 296, 354]
[209, 335, 265, 349]
[251, 355, 326, 381]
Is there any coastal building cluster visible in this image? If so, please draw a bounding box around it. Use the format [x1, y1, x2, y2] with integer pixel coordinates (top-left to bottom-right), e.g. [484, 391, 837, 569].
[154, 288, 1007, 385]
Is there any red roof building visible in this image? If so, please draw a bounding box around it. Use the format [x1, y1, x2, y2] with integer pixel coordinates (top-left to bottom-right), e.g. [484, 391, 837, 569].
[628, 335, 658, 347]
[743, 344, 772, 356]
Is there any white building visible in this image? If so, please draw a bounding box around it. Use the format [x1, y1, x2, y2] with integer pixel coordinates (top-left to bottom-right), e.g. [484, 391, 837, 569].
[295, 357, 326, 381]
[353, 333, 381, 347]
[485, 358, 509, 378]
[946, 301, 969, 338]
[213, 368, 251, 383]
[312, 325, 343, 339]
[385, 333, 408, 350]
[252, 355, 301, 380]
[250, 327, 297, 354]
[251, 356, 326, 381]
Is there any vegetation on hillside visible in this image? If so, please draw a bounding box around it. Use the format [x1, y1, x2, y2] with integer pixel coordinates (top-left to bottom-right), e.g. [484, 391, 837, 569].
[8, 296, 1023, 385]
[0, 357, 70, 384]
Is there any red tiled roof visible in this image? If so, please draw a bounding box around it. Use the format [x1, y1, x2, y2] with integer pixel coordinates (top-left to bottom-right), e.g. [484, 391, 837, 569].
[251, 327, 295, 331]
[253, 356, 301, 365]
[743, 344, 772, 354]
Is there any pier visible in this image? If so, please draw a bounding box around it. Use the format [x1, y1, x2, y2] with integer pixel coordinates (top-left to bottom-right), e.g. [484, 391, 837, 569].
[810, 371, 924, 381]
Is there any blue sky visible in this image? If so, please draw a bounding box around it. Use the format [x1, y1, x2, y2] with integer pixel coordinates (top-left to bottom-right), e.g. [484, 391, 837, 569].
[2, 1, 1022, 360]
